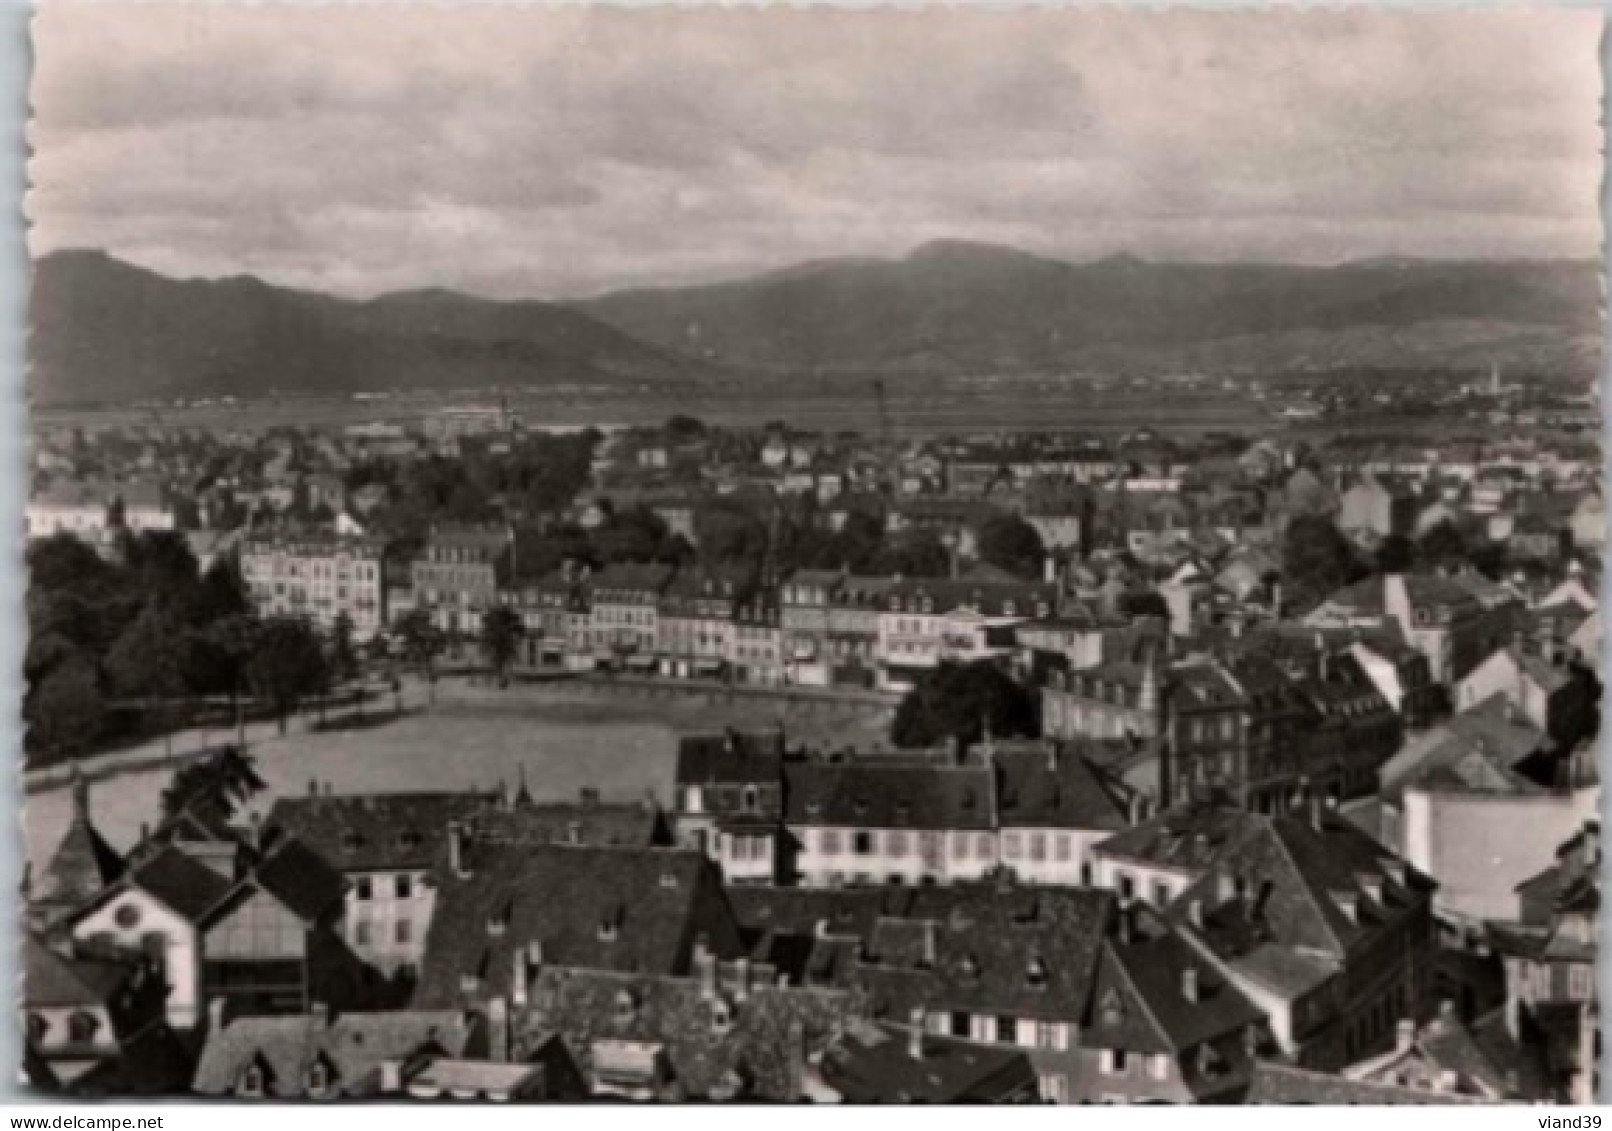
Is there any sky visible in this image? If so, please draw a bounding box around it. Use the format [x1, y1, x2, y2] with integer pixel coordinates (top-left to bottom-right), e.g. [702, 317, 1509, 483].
[27, 6, 1605, 299]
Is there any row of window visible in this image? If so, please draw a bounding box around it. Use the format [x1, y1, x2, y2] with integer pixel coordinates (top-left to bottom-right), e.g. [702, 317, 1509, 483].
[809, 828, 1082, 865]
[350, 918, 415, 946]
[352, 874, 415, 901]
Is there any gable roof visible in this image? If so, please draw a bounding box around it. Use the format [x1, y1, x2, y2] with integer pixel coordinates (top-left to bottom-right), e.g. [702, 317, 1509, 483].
[818, 1022, 1036, 1103]
[784, 761, 994, 830]
[36, 805, 125, 914]
[265, 791, 494, 874]
[1247, 1061, 1486, 1105]
[991, 742, 1132, 831]
[674, 731, 785, 787]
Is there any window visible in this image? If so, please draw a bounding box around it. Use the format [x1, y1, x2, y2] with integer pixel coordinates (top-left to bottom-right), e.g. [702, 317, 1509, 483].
[306, 1059, 332, 1096]
[684, 787, 704, 814]
[1118, 873, 1136, 901]
[395, 875, 413, 900]
[239, 1063, 265, 1098]
[1055, 835, 1072, 863]
[1039, 1075, 1069, 1104]
[1003, 833, 1023, 860]
[354, 921, 372, 946]
[954, 834, 970, 861]
[1101, 1049, 1130, 1076]
[114, 902, 142, 930]
[355, 877, 373, 902]
[1149, 1054, 1171, 1081]
[1029, 833, 1047, 863]
[66, 1011, 99, 1045]
[24, 1013, 45, 1047]
[995, 1016, 1016, 1044]
[1151, 881, 1171, 907]
[1038, 1022, 1068, 1051]
[853, 831, 873, 856]
[819, 830, 842, 855]
[396, 920, 412, 944]
[1571, 964, 1594, 999]
[887, 831, 909, 858]
[950, 1011, 970, 1037]
[977, 833, 994, 859]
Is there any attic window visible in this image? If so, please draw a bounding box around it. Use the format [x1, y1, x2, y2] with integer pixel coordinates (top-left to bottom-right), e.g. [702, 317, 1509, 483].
[613, 989, 638, 1026]
[599, 906, 625, 942]
[1026, 956, 1048, 989]
[711, 998, 734, 1033]
[959, 953, 981, 979]
[67, 1010, 99, 1044]
[398, 831, 422, 850]
[305, 1057, 334, 1097]
[340, 830, 364, 852]
[239, 1062, 265, 1098]
[488, 897, 514, 937]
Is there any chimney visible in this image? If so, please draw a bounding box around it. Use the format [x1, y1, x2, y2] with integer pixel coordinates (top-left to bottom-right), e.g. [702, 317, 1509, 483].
[908, 1008, 926, 1060]
[1395, 1018, 1416, 1053]
[784, 1019, 807, 1103]
[1309, 795, 1325, 832]
[567, 820, 583, 846]
[1181, 968, 1200, 1004]
[580, 787, 600, 808]
[448, 821, 471, 878]
[1217, 872, 1238, 903]
[1115, 905, 1133, 944]
[308, 777, 320, 797]
[487, 996, 510, 1063]
[207, 996, 228, 1032]
[1046, 741, 1059, 773]
[69, 765, 90, 824]
[309, 1000, 331, 1029]
[1438, 998, 1457, 1024]
[379, 1059, 403, 1094]
[1187, 899, 1203, 929]
[734, 956, 752, 1002]
[1043, 555, 1056, 585]
[511, 948, 529, 1007]
[695, 936, 717, 1001]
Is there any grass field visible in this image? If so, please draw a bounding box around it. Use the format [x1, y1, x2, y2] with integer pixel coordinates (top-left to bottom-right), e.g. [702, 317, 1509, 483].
[24, 683, 890, 866]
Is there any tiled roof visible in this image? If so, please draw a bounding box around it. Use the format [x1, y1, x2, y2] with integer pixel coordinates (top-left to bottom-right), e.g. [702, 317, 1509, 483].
[246, 837, 347, 924]
[524, 965, 860, 1102]
[36, 808, 124, 913]
[818, 1022, 1036, 1103]
[991, 743, 1132, 831]
[23, 934, 128, 1008]
[414, 843, 743, 1009]
[265, 791, 496, 874]
[116, 846, 237, 924]
[783, 762, 995, 830]
[1379, 697, 1546, 801]
[674, 731, 784, 787]
[1168, 806, 1435, 994]
[192, 1010, 473, 1097]
[1246, 1061, 1486, 1104]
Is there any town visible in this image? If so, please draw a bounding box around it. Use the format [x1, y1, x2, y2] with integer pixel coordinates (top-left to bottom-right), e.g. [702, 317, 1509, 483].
[20, 401, 1602, 1103]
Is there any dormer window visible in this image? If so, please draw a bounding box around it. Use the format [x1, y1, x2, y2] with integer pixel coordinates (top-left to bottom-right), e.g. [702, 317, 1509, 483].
[1026, 956, 1048, 988]
[741, 785, 759, 813]
[67, 1010, 100, 1045]
[959, 953, 981, 979]
[711, 998, 734, 1033]
[239, 1061, 266, 1098]
[614, 988, 638, 1026]
[306, 1056, 335, 1097]
[398, 831, 422, 851]
[340, 830, 364, 853]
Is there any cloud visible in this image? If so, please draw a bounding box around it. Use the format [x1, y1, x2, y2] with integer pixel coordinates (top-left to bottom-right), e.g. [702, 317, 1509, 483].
[27, 6, 1603, 298]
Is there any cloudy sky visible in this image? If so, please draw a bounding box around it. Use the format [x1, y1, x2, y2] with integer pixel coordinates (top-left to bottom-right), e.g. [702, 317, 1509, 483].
[28, 6, 1603, 299]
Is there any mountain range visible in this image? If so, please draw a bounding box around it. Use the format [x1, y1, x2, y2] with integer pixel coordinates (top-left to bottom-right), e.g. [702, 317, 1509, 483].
[29, 242, 1602, 407]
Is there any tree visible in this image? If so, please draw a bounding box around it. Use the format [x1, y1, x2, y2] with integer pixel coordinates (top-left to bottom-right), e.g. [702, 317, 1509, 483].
[1282, 515, 1363, 610]
[397, 609, 446, 704]
[329, 613, 360, 687]
[245, 617, 330, 734]
[891, 660, 1039, 750]
[976, 514, 1047, 580]
[26, 655, 106, 761]
[480, 607, 524, 687]
[160, 746, 264, 825]
[1417, 520, 1468, 569]
[876, 529, 952, 579]
[104, 607, 189, 758]
[202, 614, 260, 746]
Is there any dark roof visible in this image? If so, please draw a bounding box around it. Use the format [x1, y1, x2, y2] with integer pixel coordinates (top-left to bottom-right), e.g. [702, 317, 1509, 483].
[265, 791, 493, 874]
[1094, 803, 1260, 873]
[784, 762, 994, 830]
[192, 1010, 473, 1097]
[244, 837, 348, 924]
[1246, 1062, 1486, 1104]
[818, 1022, 1036, 1103]
[674, 731, 785, 787]
[467, 801, 669, 849]
[1167, 806, 1436, 995]
[525, 965, 860, 1102]
[23, 934, 128, 1008]
[117, 845, 237, 924]
[414, 844, 743, 1008]
[991, 742, 1132, 831]
[35, 783, 125, 913]
[1089, 916, 1264, 1058]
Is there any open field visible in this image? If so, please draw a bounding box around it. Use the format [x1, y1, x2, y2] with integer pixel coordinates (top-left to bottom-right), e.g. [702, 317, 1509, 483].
[24, 681, 891, 867]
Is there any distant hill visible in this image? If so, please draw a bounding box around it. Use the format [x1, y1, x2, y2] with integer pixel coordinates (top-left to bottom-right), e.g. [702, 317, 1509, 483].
[577, 239, 1602, 376]
[29, 243, 1602, 407]
[29, 251, 706, 408]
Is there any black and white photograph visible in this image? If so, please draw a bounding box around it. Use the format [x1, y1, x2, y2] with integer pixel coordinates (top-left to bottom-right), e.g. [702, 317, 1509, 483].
[17, 4, 1605, 1105]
